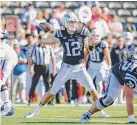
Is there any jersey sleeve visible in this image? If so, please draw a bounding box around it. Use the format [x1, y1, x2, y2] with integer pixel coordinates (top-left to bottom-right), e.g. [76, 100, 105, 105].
[124, 68, 137, 89]
[80, 26, 90, 38]
[101, 40, 108, 49]
[55, 29, 63, 39]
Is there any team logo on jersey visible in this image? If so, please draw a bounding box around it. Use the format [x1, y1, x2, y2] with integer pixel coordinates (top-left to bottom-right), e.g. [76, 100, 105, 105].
[77, 37, 83, 43]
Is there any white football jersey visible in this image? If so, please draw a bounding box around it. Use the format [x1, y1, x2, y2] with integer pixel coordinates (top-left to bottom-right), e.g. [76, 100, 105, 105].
[0, 42, 17, 60]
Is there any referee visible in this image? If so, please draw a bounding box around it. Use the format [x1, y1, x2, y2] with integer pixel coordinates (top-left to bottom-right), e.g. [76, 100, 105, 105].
[28, 38, 56, 105]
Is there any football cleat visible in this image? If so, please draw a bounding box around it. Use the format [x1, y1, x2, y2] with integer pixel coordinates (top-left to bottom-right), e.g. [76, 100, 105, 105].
[0, 105, 4, 111]
[24, 109, 39, 118]
[80, 112, 91, 123]
[99, 112, 111, 118]
[128, 121, 136, 124]
[0, 108, 14, 116]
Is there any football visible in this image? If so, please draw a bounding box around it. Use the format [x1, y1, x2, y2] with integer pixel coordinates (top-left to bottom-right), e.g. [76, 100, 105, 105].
[39, 22, 54, 33]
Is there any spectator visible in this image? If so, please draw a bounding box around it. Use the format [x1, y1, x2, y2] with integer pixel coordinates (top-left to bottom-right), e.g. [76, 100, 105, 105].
[102, 7, 111, 24]
[28, 36, 56, 105]
[33, 10, 47, 38]
[16, 28, 27, 47]
[26, 20, 33, 34]
[49, 11, 61, 30]
[54, 3, 67, 23]
[94, 8, 110, 38]
[1, 16, 6, 28]
[124, 20, 136, 33]
[21, 3, 37, 27]
[91, 3, 101, 22]
[33, 10, 46, 26]
[43, 10, 50, 22]
[13, 44, 27, 104]
[108, 15, 123, 37]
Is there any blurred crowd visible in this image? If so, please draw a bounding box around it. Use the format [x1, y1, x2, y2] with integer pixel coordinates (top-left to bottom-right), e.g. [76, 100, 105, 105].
[1, 1, 137, 105]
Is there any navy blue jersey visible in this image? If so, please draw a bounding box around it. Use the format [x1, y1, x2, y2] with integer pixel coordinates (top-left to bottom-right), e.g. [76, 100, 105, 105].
[112, 59, 137, 88]
[89, 40, 108, 63]
[55, 27, 90, 65]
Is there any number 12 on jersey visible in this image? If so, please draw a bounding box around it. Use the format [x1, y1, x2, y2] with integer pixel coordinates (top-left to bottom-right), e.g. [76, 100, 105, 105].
[65, 42, 81, 56]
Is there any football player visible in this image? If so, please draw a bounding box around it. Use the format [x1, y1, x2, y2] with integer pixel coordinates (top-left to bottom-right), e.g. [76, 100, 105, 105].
[24, 12, 104, 118]
[80, 48, 137, 124]
[123, 32, 135, 55]
[0, 28, 18, 116]
[86, 29, 111, 117]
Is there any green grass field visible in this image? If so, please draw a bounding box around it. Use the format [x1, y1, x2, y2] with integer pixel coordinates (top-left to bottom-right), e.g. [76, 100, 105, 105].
[1, 105, 137, 125]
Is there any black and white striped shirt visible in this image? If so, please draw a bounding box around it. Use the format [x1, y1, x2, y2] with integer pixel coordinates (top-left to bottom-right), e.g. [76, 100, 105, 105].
[30, 43, 54, 65]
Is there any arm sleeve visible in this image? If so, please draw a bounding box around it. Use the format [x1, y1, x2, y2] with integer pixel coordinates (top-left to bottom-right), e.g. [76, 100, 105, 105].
[101, 41, 108, 49]
[81, 26, 90, 38]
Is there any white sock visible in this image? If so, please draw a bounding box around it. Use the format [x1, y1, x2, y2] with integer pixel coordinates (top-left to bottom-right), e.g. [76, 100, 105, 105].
[86, 110, 93, 117]
[4, 102, 11, 111]
[34, 102, 44, 112]
[99, 110, 106, 114]
[1, 88, 10, 103]
[128, 115, 135, 122]
[1, 89, 11, 110]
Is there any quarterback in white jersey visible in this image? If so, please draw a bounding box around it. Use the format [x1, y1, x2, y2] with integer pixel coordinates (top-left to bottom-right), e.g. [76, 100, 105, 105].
[0, 28, 18, 116]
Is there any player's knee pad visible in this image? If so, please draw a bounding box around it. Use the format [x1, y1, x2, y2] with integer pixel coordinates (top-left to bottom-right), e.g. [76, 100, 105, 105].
[100, 94, 114, 107]
[1, 84, 8, 92]
[95, 94, 114, 110]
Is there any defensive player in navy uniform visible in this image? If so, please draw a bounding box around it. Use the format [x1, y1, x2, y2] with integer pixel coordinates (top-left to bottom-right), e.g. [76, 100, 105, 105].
[24, 12, 103, 118]
[80, 48, 137, 124]
[86, 29, 111, 117]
